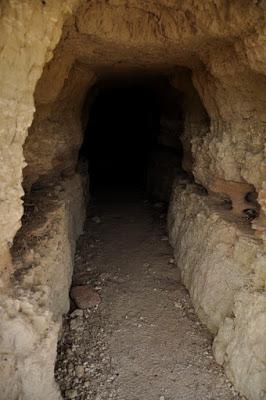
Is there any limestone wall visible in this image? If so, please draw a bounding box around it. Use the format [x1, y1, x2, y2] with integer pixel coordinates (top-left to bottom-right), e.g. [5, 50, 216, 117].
[0, 174, 86, 399]
[165, 10, 266, 398]
[0, 0, 79, 286]
[23, 64, 96, 190]
[0, 4, 85, 398]
[170, 70, 210, 176]
[168, 179, 266, 400]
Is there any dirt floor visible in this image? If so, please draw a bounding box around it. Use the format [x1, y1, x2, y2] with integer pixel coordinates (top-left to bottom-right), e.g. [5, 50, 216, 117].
[55, 186, 245, 400]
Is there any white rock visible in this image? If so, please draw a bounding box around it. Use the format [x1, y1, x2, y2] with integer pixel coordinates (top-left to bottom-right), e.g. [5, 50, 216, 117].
[75, 365, 84, 378]
[65, 389, 78, 399]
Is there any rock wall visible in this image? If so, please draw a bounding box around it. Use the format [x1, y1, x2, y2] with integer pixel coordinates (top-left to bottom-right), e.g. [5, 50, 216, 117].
[170, 70, 210, 176]
[168, 179, 266, 400]
[0, 0, 80, 286]
[164, 8, 266, 398]
[0, 174, 86, 400]
[0, 2, 85, 398]
[23, 63, 97, 191]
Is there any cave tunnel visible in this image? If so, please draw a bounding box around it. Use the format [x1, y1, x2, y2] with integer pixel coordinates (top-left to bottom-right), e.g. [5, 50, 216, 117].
[3, 2, 266, 400]
[11, 64, 261, 400]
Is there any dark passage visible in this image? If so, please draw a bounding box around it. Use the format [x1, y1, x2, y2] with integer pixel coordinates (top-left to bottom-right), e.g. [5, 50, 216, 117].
[80, 77, 184, 199]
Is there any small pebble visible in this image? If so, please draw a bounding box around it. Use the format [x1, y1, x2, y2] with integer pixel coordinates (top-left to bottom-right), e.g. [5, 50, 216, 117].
[65, 389, 78, 399]
[75, 365, 84, 378]
[70, 309, 84, 318]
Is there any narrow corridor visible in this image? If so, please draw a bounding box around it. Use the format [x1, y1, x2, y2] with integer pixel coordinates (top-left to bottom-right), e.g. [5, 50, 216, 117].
[55, 188, 243, 400]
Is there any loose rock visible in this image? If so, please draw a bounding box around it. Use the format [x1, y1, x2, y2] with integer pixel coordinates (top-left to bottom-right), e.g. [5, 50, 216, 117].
[75, 365, 84, 378]
[65, 389, 78, 399]
[71, 286, 101, 309]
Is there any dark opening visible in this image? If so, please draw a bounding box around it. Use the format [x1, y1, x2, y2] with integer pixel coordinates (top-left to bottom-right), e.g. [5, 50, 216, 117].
[80, 76, 184, 200]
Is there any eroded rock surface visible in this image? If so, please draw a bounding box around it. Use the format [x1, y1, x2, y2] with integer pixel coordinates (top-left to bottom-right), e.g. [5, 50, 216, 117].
[0, 174, 86, 399]
[168, 178, 266, 400]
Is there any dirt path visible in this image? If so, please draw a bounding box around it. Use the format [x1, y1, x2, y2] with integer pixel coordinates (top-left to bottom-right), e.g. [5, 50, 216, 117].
[55, 187, 244, 400]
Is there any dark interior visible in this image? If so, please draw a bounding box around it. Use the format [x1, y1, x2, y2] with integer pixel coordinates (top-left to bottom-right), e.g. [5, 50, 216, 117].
[80, 77, 184, 197]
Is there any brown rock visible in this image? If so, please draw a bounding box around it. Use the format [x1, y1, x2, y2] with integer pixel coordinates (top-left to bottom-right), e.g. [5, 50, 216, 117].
[70, 286, 101, 309]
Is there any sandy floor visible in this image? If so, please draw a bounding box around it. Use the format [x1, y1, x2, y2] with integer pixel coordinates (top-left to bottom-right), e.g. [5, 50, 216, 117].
[55, 186, 244, 400]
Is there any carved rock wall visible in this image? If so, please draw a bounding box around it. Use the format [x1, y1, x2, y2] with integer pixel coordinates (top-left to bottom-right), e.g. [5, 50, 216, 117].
[0, 0, 79, 286]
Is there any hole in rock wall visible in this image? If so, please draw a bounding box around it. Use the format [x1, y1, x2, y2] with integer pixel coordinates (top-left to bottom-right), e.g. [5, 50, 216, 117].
[80, 75, 185, 200]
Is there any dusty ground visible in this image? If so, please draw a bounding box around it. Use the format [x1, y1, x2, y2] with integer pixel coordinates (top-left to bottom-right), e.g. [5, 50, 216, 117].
[55, 186, 245, 400]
